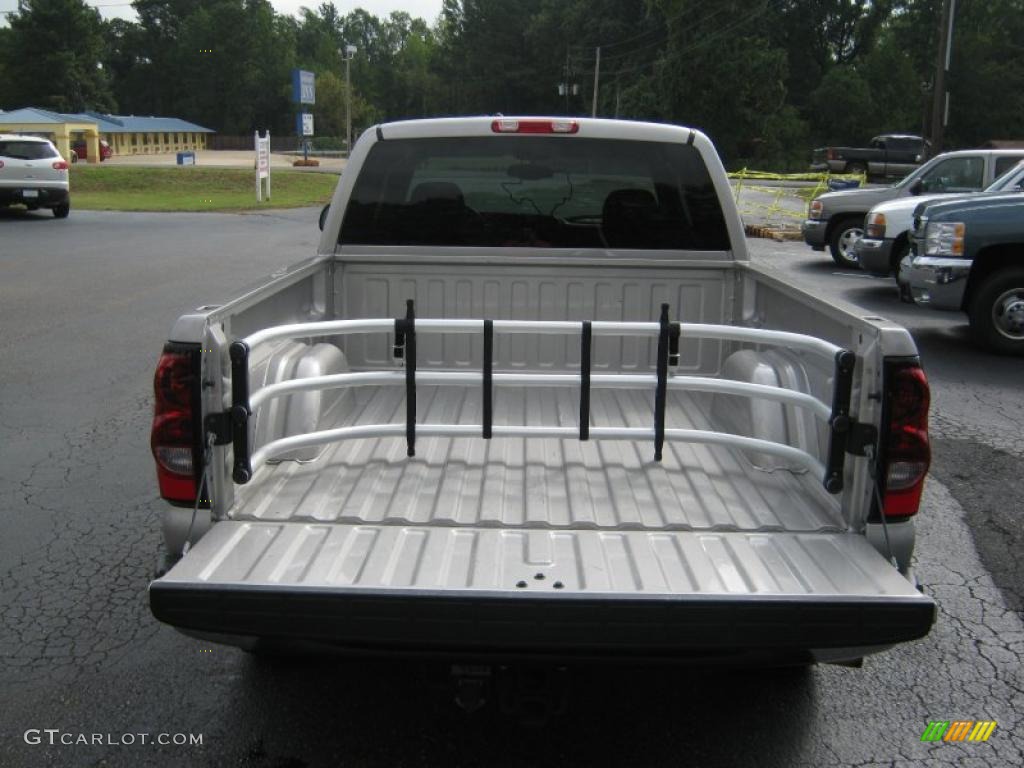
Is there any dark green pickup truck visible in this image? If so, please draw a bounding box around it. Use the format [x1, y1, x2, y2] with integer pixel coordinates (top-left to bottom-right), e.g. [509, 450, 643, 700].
[907, 193, 1024, 354]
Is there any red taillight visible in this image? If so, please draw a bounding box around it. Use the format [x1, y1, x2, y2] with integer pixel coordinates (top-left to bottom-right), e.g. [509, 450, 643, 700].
[827, 148, 836, 161]
[151, 347, 198, 503]
[52, 160, 69, 170]
[882, 363, 930, 517]
[0, 160, 4, 168]
[491, 118, 579, 134]
[155, 352, 194, 409]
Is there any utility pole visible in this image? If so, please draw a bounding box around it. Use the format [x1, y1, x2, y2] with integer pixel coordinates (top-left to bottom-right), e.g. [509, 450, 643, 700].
[343, 44, 357, 156]
[591, 46, 601, 118]
[929, 0, 956, 156]
[557, 51, 578, 113]
[564, 51, 571, 112]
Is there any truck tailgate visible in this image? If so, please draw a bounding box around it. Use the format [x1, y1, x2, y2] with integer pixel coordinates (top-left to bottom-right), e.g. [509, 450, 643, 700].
[151, 522, 934, 655]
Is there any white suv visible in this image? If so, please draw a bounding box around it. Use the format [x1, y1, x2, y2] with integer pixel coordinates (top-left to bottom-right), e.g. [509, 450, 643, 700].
[0, 134, 71, 218]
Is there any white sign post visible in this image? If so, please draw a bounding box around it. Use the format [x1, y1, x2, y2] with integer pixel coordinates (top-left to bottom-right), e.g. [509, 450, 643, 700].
[255, 130, 271, 202]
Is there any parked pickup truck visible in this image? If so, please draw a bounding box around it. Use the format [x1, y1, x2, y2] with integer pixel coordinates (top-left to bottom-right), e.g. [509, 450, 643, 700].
[810, 134, 927, 179]
[803, 149, 1024, 267]
[858, 160, 1024, 299]
[148, 117, 934, 682]
[907, 193, 1024, 355]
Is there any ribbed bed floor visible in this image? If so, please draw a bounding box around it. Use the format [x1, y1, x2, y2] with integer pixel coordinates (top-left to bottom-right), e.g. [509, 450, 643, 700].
[233, 386, 843, 532]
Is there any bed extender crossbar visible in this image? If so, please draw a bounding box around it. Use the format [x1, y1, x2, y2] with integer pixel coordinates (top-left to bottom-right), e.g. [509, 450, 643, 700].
[217, 302, 863, 494]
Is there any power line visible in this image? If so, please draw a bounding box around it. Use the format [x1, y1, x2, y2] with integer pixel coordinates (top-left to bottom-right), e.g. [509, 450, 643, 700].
[568, 1, 736, 65]
[591, 4, 690, 51]
[566, 0, 746, 100]
[594, 3, 738, 66]
[583, 0, 779, 80]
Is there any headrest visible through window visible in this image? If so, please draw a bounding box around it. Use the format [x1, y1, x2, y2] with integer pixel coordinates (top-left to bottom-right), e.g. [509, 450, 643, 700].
[601, 188, 659, 248]
[410, 181, 465, 206]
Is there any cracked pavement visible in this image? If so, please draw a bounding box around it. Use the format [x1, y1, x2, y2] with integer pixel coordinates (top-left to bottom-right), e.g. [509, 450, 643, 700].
[0, 211, 1020, 767]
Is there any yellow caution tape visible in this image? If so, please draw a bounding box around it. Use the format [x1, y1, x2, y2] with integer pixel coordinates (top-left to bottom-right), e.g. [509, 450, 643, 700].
[728, 168, 867, 222]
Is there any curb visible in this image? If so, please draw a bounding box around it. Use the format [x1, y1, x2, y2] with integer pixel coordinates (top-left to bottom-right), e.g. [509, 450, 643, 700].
[744, 224, 803, 241]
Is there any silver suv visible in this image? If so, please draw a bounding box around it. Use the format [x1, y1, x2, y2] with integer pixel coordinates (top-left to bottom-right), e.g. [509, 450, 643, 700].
[0, 134, 71, 218]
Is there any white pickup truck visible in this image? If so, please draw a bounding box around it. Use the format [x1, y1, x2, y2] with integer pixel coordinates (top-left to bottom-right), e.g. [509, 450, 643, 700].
[148, 117, 934, 676]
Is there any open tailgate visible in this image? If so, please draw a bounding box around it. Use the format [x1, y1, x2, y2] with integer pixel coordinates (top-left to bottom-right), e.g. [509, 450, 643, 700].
[150, 521, 934, 656]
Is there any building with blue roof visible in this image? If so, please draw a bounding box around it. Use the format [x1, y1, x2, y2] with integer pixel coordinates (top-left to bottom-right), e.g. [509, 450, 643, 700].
[0, 107, 214, 162]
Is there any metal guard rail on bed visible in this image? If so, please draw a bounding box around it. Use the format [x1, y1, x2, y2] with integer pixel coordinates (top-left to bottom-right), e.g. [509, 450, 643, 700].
[216, 301, 867, 495]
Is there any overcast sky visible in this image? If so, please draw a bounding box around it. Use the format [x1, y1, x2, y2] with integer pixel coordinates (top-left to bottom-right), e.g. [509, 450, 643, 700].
[1, 1, 445, 25]
[272, 0, 444, 23]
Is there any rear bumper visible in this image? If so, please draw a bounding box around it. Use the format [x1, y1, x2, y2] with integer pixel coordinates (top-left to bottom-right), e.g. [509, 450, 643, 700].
[802, 218, 828, 248]
[0, 186, 69, 206]
[855, 237, 896, 275]
[150, 582, 935, 658]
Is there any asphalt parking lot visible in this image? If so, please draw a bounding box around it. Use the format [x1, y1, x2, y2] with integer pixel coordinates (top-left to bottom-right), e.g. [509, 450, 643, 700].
[1, 207, 1021, 767]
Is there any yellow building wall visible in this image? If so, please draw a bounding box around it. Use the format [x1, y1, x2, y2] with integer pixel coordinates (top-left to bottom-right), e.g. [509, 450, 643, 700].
[102, 130, 208, 154]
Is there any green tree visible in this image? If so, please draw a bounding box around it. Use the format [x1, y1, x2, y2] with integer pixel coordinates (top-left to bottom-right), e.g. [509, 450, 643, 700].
[313, 69, 375, 137]
[857, 27, 925, 136]
[0, 27, 13, 107]
[434, 0, 551, 114]
[1, 0, 115, 112]
[295, 2, 345, 72]
[941, 0, 1024, 147]
[6, 0, 1021, 168]
[106, 0, 296, 134]
[809, 66, 876, 144]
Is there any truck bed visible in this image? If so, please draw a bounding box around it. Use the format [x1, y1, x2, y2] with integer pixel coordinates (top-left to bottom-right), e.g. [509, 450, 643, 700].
[156, 386, 924, 654]
[235, 385, 842, 532]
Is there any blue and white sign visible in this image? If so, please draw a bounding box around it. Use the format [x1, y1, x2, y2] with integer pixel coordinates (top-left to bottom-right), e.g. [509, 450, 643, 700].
[292, 69, 315, 105]
[296, 112, 314, 137]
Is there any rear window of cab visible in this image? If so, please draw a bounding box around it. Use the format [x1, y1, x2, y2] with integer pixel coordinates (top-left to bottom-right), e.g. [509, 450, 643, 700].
[340, 136, 730, 250]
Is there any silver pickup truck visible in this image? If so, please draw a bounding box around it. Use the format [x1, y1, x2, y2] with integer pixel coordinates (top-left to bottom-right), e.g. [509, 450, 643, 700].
[148, 117, 934, 673]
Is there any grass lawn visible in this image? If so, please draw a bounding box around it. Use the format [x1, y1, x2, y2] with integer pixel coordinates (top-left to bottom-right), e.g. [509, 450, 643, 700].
[69, 166, 337, 212]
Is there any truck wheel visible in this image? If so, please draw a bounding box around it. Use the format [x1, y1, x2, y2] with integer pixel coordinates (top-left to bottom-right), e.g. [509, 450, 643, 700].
[53, 202, 70, 219]
[845, 161, 868, 177]
[829, 218, 863, 268]
[968, 268, 1024, 355]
